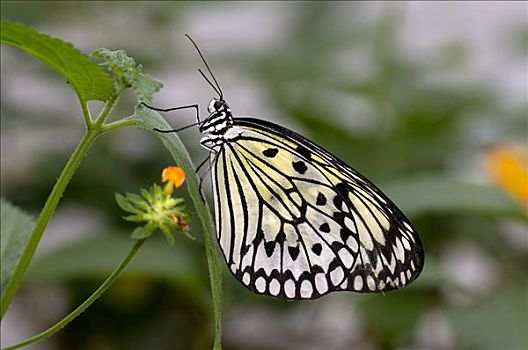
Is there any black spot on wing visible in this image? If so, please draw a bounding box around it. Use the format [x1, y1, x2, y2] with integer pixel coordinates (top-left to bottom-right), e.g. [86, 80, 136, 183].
[311, 243, 322, 256]
[264, 241, 276, 257]
[292, 161, 308, 174]
[316, 192, 327, 206]
[288, 246, 300, 261]
[296, 145, 311, 159]
[262, 148, 279, 158]
[319, 223, 330, 233]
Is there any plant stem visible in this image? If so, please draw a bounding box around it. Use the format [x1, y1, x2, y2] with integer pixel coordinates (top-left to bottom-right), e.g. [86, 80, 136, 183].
[100, 117, 137, 134]
[0, 128, 99, 319]
[0, 93, 124, 319]
[132, 109, 223, 349]
[204, 222, 223, 350]
[94, 88, 121, 126]
[79, 97, 92, 127]
[2, 239, 146, 350]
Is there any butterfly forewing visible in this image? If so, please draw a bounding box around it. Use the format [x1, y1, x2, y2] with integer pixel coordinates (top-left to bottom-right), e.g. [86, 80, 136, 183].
[210, 118, 424, 300]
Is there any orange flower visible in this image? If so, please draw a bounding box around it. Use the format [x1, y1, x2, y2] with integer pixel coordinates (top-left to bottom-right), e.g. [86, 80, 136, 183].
[485, 145, 528, 210]
[162, 166, 186, 194]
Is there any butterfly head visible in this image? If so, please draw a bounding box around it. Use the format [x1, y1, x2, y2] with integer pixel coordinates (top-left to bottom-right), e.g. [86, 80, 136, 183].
[207, 98, 227, 113]
[199, 98, 233, 135]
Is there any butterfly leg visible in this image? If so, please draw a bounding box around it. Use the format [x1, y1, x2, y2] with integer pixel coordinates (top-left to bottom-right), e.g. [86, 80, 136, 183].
[196, 151, 221, 203]
[139, 102, 201, 132]
[198, 174, 207, 203]
[195, 157, 209, 175]
[194, 156, 210, 203]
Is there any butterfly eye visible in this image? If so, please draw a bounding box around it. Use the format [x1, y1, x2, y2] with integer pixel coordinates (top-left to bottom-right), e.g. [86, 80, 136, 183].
[213, 100, 223, 110]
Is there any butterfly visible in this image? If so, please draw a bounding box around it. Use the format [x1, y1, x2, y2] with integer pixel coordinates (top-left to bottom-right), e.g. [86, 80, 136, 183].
[148, 35, 424, 300]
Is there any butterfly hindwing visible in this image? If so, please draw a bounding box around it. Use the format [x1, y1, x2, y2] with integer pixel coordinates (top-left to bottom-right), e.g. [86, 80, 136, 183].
[211, 118, 424, 299]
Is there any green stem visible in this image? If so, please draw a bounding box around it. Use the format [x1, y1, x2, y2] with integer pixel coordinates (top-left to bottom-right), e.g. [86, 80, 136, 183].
[2, 239, 146, 350]
[94, 88, 121, 126]
[79, 97, 92, 127]
[0, 94, 124, 319]
[100, 117, 137, 134]
[207, 240, 223, 350]
[0, 128, 99, 319]
[132, 108, 223, 349]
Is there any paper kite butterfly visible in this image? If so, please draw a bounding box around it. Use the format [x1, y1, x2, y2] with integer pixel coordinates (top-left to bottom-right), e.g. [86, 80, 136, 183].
[147, 35, 424, 300]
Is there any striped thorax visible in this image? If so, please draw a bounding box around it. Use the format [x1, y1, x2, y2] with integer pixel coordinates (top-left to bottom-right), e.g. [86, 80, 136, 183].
[199, 98, 233, 152]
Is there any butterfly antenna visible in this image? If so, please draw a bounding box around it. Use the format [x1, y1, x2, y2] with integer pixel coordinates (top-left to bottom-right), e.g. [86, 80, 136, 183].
[185, 34, 224, 99]
[198, 68, 222, 97]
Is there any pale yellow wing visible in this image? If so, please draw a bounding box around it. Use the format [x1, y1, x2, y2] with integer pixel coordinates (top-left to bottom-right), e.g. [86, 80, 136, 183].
[211, 118, 424, 300]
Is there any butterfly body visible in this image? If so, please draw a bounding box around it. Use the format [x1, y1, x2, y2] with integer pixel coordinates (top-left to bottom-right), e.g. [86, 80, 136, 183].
[198, 98, 424, 300]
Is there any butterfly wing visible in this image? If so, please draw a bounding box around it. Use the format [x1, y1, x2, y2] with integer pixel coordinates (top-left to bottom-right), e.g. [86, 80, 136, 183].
[211, 118, 424, 299]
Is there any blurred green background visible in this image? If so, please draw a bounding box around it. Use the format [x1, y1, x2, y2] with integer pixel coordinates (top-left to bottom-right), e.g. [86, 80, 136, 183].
[1, 2, 527, 350]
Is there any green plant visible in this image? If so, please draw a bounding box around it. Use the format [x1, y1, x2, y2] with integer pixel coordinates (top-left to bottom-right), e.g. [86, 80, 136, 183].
[0, 22, 222, 349]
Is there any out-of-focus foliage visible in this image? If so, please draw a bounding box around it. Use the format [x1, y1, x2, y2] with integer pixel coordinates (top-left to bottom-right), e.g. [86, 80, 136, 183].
[26, 235, 205, 291]
[1, 2, 526, 350]
[384, 175, 525, 219]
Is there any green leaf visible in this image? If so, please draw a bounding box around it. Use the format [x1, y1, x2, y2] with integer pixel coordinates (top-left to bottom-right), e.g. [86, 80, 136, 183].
[125, 192, 150, 211]
[140, 188, 153, 203]
[126, 192, 145, 205]
[122, 215, 143, 223]
[91, 48, 162, 103]
[114, 193, 135, 213]
[132, 73, 163, 103]
[383, 176, 527, 220]
[0, 21, 114, 102]
[0, 198, 35, 295]
[160, 226, 176, 246]
[91, 48, 137, 85]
